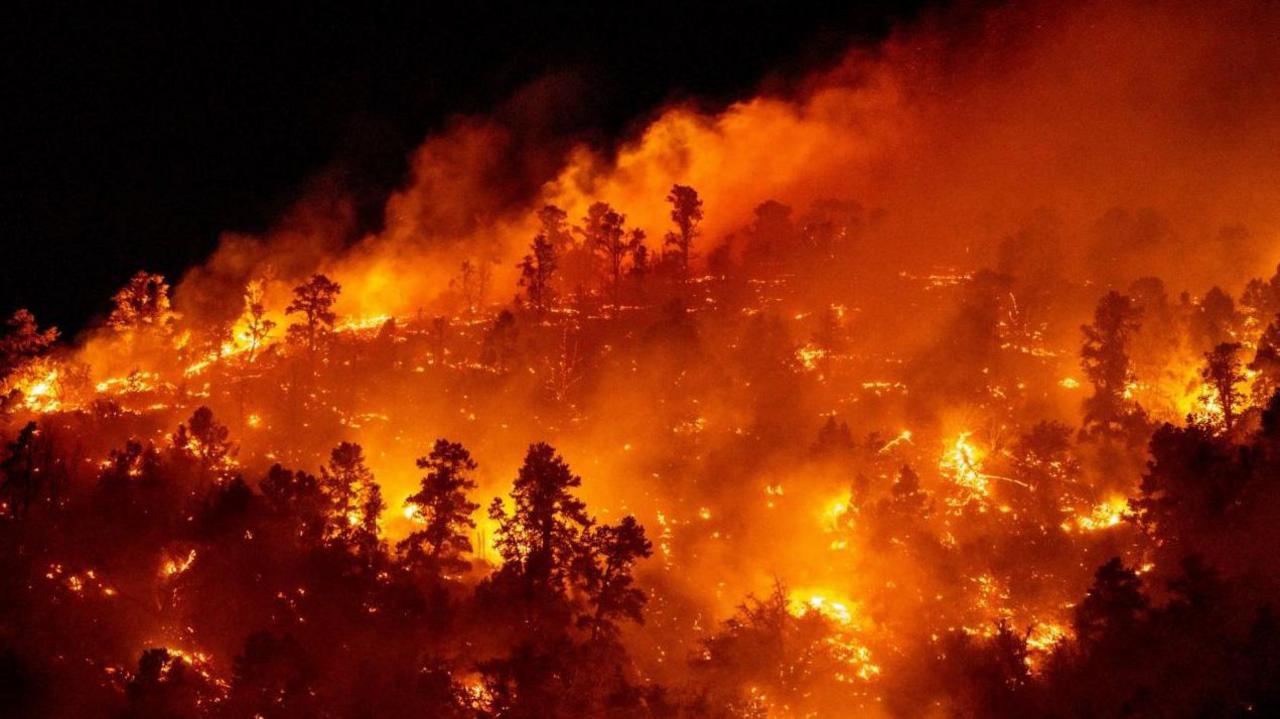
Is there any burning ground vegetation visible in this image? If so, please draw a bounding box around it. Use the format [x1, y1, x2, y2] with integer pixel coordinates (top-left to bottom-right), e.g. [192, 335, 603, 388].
[7, 2, 1280, 716]
[5, 210, 1280, 719]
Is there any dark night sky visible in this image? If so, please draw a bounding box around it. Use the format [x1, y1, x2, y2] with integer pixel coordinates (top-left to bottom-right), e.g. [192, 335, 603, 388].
[1, 2, 932, 335]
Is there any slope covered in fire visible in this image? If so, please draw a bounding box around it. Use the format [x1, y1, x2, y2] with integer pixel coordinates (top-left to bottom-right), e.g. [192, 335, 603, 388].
[4, 1, 1280, 717]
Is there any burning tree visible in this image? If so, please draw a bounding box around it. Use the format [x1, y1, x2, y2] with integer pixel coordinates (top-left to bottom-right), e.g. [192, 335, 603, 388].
[108, 271, 173, 332]
[398, 439, 481, 576]
[238, 280, 276, 365]
[285, 274, 340, 359]
[0, 310, 58, 380]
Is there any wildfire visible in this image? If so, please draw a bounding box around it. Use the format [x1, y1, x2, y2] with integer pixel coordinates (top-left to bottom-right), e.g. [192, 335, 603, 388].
[789, 592, 881, 682]
[1064, 496, 1130, 533]
[1024, 622, 1071, 672]
[941, 432, 989, 504]
[795, 343, 826, 371]
[795, 593, 856, 627]
[161, 549, 198, 578]
[7, 2, 1280, 711]
[17, 364, 63, 412]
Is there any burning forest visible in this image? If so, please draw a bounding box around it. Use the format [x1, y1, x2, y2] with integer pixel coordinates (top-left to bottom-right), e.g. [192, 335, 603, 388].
[5, 1, 1280, 717]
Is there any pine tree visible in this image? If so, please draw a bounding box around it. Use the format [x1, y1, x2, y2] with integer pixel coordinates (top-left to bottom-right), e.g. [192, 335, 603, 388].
[285, 274, 341, 358]
[489, 442, 591, 594]
[398, 439, 480, 575]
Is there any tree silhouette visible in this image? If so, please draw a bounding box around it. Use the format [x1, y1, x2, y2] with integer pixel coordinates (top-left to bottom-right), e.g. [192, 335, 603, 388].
[580, 201, 641, 312]
[319, 442, 382, 556]
[1201, 342, 1247, 432]
[489, 442, 591, 595]
[0, 422, 56, 518]
[1080, 291, 1143, 437]
[1250, 316, 1280, 405]
[1074, 557, 1148, 647]
[453, 258, 493, 314]
[664, 184, 703, 274]
[285, 274, 341, 358]
[398, 439, 480, 576]
[1192, 286, 1241, 350]
[517, 234, 558, 315]
[225, 631, 317, 717]
[537, 204, 574, 254]
[173, 406, 233, 470]
[124, 648, 213, 717]
[746, 199, 794, 261]
[575, 515, 652, 641]
[480, 310, 518, 372]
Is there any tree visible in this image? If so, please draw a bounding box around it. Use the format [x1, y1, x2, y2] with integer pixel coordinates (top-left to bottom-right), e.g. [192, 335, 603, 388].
[320, 442, 382, 555]
[226, 631, 318, 717]
[811, 416, 854, 455]
[1134, 423, 1246, 546]
[240, 279, 276, 364]
[575, 515, 652, 641]
[0, 422, 56, 518]
[537, 205, 574, 254]
[454, 259, 493, 314]
[1201, 342, 1246, 432]
[480, 310, 518, 372]
[124, 648, 215, 717]
[580, 202, 633, 311]
[260, 463, 319, 509]
[356, 480, 386, 564]
[1010, 420, 1082, 521]
[1251, 316, 1280, 405]
[398, 439, 480, 576]
[746, 200, 794, 261]
[285, 274, 341, 358]
[108, 271, 173, 332]
[489, 442, 592, 594]
[0, 309, 57, 380]
[1192, 286, 1241, 350]
[889, 464, 928, 513]
[173, 406, 233, 470]
[694, 580, 859, 715]
[1242, 265, 1280, 323]
[1080, 291, 1143, 437]
[517, 234, 558, 314]
[663, 184, 703, 274]
[260, 464, 326, 541]
[1073, 557, 1147, 646]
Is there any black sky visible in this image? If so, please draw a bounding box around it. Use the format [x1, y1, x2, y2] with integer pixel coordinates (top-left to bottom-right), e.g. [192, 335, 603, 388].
[1, 2, 933, 335]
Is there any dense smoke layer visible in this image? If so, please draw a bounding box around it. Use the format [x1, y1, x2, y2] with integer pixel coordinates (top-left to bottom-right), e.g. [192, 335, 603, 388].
[171, 0, 1280, 328]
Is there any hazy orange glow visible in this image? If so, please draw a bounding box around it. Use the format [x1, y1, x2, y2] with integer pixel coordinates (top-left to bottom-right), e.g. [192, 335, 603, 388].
[6, 1, 1280, 715]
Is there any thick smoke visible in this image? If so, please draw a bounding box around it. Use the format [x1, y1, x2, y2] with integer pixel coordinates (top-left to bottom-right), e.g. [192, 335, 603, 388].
[170, 0, 1280, 330]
